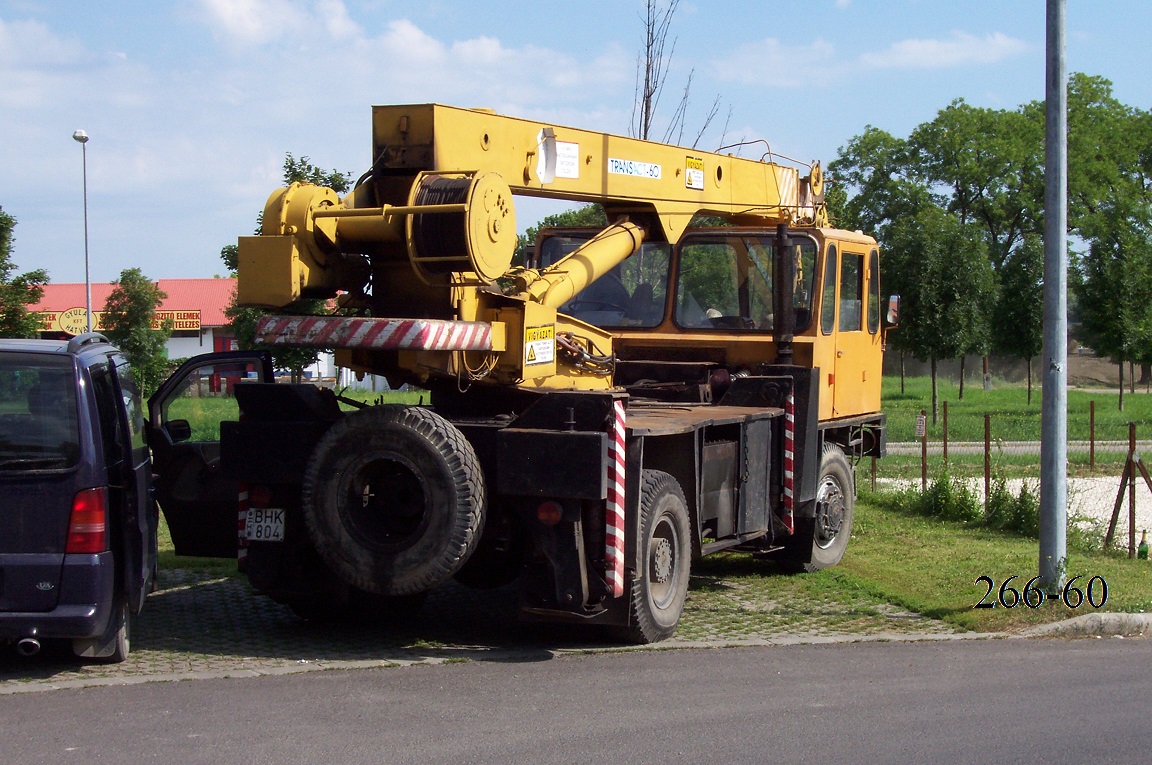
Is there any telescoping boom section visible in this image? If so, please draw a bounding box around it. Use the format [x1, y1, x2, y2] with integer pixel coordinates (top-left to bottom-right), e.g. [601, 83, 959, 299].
[150, 103, 894, 645]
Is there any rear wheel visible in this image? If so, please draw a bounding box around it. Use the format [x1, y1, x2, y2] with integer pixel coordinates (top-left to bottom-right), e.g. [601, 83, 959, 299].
[616, 470, 691, 644]
[783, 444, 854, 573]
[74, 598, 130, 663]
[302, 406, 485, 596]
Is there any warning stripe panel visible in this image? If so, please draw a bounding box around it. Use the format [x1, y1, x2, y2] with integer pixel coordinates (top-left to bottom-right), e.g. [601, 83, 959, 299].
[255, 315, 493, 352]
[605, 399, 627, 598]
[783, 391, 795, 534]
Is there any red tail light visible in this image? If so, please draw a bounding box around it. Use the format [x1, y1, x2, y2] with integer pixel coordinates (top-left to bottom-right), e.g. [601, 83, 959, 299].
[66, 487, 108, 554]
[536, 500, 564, 527]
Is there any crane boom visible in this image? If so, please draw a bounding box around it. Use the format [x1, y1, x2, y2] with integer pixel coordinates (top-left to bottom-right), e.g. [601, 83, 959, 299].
[370, 103, 826, 242]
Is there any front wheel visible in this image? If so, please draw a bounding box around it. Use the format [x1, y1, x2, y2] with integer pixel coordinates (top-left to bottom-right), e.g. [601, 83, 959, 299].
[782, 444, 854, 573]
[616, 470, 691, 644]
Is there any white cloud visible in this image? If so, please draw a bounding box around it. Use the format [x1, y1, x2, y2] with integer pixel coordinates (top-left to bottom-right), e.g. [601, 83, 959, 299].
[197, 0, 311, 44]
[860, 32, 1030, 70]
[711, 37, 839, 87]
[711, 30, 1029, 89]
[0, 7, 639, 283]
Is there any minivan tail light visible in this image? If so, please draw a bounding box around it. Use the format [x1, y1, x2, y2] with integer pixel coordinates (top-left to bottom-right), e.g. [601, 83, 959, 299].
[66, 487, 108, 554]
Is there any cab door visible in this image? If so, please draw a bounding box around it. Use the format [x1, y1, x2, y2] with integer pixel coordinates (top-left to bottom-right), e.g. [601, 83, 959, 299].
[830, 247, 883, 418]
[147, 352, 273, 558]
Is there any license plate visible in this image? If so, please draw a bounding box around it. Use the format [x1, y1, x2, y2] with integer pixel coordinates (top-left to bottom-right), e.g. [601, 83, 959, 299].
[245, 508, 285, 542]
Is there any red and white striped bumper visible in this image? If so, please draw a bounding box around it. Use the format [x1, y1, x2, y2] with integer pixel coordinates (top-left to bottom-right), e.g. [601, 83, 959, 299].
[255, 315, 493, 352]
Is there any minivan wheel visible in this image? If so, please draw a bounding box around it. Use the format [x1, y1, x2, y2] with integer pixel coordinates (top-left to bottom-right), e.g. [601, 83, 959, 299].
[73, 599, 130, 663]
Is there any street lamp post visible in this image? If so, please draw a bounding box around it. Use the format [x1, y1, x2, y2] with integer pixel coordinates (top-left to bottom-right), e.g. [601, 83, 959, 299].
[72, 129, 91, 333]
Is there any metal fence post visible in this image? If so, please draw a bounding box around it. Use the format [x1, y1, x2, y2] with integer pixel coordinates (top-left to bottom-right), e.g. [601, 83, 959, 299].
[920, 409, 928, 491]
[1129, 421, 1137, 558]
[1089, 400, 1095, 473]
[984, 413, 991, 515]
[943, 401, 949, 465]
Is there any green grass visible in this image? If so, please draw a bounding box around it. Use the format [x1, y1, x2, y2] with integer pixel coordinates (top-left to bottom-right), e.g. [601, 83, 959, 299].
[840, 495, 1151, 632]
[882, 375, 1152, 443]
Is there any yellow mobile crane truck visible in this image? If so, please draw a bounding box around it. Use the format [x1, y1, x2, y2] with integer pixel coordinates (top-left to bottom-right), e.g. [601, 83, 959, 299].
[148, 104, 895, 642]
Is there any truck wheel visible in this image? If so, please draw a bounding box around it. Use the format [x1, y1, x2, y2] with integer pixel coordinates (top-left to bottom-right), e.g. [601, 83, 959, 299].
[302, 406, 485, 597]
[783, 444, 854, 573]
[616, 470, 691, 644]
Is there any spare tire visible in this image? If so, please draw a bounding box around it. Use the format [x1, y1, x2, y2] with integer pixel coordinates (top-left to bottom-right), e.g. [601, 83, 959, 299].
[301, 405, 485, 596]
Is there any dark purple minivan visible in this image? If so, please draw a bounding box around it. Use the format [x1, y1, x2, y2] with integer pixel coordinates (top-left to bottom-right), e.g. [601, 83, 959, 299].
[0, 333, 156, 663]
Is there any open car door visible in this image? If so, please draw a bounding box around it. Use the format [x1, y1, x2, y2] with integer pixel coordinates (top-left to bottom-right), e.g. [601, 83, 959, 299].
[147, 352, 274, 558]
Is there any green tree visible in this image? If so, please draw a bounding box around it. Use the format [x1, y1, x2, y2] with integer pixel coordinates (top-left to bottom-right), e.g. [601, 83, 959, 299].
[885, 206, 995, 422]
[1074, 198, 1152, 410]
[1068, 75, 1152, 408]
[993, 235, 1045, 403]
[829, 126, 930, 238]
[224, 154, 351, 381]
[908, 100, 1044, 270]
[0, 207, 49, 339]
[102, 268, 173, 394]
[515, 204, 608, 264]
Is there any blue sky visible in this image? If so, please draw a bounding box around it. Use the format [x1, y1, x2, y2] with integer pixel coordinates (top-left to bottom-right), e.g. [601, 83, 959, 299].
[1, 1, 1149, 284]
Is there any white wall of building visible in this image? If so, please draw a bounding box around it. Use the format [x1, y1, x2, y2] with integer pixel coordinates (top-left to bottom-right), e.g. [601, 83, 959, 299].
[166, 329, 220, 360]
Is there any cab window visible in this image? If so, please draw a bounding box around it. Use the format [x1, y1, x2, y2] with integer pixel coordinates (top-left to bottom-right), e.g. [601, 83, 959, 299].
[820, 245, 838, 335]
[537, 234, 671, 328]
[839, 252, 864, 332]
[673, 234, 816, 331]
[868, 249, 881, 334]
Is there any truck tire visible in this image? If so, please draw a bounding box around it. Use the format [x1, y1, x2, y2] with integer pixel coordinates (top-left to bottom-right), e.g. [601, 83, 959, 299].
[782, 443, 854, 573]
[301, 406, 485, 597]
[616, 470, 691, 644]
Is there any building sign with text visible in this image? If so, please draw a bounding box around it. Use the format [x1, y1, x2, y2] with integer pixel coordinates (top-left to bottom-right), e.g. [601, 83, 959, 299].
[37, 309, 201, 335]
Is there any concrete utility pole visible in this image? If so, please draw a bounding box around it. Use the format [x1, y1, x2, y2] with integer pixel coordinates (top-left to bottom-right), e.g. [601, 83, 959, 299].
[1040, 0, 1068, 592]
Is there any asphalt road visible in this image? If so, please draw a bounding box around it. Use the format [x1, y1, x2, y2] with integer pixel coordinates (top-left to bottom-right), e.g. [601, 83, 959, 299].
[1, 637, 1147, 765]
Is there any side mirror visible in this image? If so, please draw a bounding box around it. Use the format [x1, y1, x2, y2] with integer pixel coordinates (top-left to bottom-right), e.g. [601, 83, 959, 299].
[164, 419, 192, 443]
[885, 295, 900, 328]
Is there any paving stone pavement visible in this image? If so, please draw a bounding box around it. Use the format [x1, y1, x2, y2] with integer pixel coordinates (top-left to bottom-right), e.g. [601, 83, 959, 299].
[0, 566, 962, 693]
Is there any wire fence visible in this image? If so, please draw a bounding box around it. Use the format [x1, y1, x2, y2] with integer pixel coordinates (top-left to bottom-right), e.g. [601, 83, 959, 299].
[869, 400, 1152, 558]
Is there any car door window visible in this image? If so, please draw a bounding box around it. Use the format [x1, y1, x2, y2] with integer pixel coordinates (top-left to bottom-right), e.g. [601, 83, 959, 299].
[158, 360, 261, 442]
[0, 353, 80, 469]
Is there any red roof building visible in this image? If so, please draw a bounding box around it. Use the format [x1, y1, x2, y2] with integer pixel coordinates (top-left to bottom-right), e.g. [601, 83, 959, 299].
[33, 278, 240, 356]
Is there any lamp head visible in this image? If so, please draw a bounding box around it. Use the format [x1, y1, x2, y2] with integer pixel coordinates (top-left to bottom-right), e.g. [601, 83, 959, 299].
[72, 130, 89, 144]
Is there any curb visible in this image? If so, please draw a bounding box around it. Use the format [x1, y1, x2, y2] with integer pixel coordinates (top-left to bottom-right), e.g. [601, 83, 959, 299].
[4, 620, 1147, 696]
[0, 631, 1006, 696]
[1018, 612, 1151, 638]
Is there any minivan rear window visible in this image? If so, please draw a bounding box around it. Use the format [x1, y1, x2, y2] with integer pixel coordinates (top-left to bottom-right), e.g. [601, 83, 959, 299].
[0, 353, 80, 470]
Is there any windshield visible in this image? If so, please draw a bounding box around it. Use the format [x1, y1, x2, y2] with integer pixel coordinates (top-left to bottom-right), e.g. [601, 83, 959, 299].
[538, 234, 672, 328]
[674, 233, 817, 332]
[0, 352, 80, 470]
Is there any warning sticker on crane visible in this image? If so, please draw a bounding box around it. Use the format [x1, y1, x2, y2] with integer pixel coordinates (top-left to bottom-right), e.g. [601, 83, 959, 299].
[524, 325, 555, 365]
[685, 156, 705, 190]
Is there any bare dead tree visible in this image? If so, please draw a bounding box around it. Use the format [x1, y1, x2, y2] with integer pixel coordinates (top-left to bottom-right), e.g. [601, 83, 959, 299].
[630, 0, 724, 148]
[630, 0, 679, 141]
